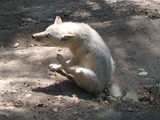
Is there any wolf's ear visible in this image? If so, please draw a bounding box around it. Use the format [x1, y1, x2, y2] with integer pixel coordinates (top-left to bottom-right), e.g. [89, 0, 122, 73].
[54, 16, 62, 24]
[61, 34, 75, 41]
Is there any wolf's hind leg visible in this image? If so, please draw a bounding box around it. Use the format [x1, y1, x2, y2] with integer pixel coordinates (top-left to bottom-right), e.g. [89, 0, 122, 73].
[73, 67, 99, 93]
[57, 54, 99, 93]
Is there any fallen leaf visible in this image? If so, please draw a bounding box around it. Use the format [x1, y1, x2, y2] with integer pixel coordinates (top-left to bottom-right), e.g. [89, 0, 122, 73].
[138, 71, 148, 76]
[138, 68, 148, 76]
[13, 100, 24, 107]
[55, 95, 63, 102]
[71, 94, 80, 104]
[123, 90, 139, 102]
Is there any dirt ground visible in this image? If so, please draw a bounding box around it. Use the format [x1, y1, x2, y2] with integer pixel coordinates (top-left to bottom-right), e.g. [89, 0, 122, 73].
[0, 0, 160, 120]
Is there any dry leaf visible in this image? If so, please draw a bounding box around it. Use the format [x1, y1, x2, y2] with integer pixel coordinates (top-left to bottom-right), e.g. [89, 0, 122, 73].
[55, 95, 63, 102]
[71, 94, 80, 104]
[35, 103, 46, 108]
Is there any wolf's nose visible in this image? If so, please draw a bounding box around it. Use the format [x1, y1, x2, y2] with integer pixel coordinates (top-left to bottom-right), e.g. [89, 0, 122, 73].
[32, 35, 35, 39]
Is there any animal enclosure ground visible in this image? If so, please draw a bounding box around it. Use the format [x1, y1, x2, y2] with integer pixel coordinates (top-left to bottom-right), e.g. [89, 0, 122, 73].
[0, 0, 160, 120]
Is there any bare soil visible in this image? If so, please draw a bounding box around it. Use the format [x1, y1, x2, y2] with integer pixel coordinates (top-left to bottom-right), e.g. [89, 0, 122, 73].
[0, 0, 160, 120]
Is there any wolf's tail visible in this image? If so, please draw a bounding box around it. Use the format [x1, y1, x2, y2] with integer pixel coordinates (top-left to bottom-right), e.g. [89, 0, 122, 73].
[111, 57, 115, 73]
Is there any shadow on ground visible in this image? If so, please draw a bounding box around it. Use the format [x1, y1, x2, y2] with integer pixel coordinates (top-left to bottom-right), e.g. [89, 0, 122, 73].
[32, 70, 92, 100]
[0, 0, 160, 120]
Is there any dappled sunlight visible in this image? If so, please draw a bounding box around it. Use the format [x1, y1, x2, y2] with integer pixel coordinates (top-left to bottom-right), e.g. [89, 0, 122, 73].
[85, 1, 102, 11]
[14, 47, 71, 62]
[125, 18, 160, 57]
[0, 58, 38, 78]
[0, 0, 160, 119]
[0, 60, 25, 71]
[0, 46, 71, 78]
[14, 47, 57, 62]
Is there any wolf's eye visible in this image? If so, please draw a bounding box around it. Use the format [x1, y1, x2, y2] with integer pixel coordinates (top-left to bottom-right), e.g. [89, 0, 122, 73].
[46, 34, 50, 38]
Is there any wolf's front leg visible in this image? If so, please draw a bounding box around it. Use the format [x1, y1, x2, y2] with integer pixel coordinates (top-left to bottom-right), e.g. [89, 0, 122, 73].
[49, 55, 79, 71]
[56, 54, 73, 74]
[49, 63, 62, 71]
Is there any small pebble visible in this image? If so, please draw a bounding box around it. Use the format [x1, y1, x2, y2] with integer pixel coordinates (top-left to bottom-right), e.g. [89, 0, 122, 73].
[13, 43, 20, 48]
[30, 44, 37, 47]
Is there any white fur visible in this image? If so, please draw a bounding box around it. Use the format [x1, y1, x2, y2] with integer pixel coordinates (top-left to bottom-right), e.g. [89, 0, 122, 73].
[109, 84, 122, 97]
[33, 17, 121, 96]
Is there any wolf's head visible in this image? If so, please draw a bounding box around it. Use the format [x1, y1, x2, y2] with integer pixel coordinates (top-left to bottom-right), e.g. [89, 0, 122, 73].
[32, 16, 75, 46]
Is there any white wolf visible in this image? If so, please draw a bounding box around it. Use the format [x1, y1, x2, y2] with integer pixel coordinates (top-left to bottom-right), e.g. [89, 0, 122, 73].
[32, 16, 121, 97]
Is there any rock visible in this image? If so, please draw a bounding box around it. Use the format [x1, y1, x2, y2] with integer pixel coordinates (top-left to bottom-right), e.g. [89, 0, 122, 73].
[53, 108, 58, 113]
[35, 103, 45, 108]
[44, 18, 54, 22]
[13, 43, 20, 48]
[21, 18, 37, 23]
[73, 111, 78, 115]
[30, 44, 37, 47]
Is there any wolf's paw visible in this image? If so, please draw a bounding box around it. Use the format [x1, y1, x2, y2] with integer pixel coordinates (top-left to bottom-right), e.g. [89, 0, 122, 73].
[56, 54, 72, 74]
[49, 64, 61, 71]
[56, 54, 66, 66]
